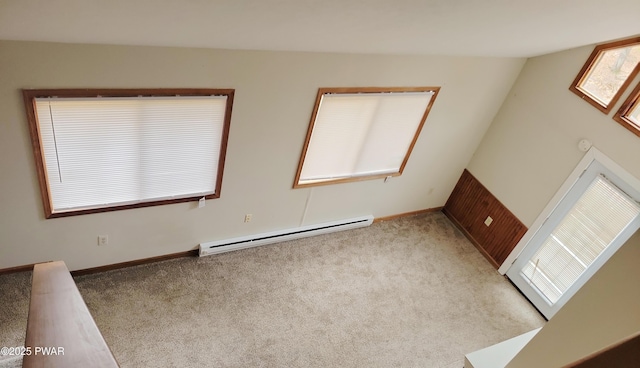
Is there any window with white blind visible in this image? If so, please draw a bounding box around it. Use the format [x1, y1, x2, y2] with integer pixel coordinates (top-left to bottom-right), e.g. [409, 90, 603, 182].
[506, 153, 640, 319]
[23, 89, 234, 218]
[294, 87, 439, 188]
[520, 175, 640, 304]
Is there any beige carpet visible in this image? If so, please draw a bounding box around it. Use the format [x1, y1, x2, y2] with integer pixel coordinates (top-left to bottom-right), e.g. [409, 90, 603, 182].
[0, 270, 30, 368]
[0, 213, 544, 367]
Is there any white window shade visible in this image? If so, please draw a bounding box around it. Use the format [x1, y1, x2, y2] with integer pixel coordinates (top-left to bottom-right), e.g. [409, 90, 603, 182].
[297, 89, 437, 186]
[33, 95, 229, 214]
[522, 175, 640, 304]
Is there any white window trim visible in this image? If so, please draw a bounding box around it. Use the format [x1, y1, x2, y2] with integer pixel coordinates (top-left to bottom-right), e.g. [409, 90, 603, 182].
[499, 147, 640, 275]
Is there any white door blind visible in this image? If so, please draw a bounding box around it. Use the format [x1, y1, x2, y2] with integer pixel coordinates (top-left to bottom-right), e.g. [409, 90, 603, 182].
[299, 92, 434, 183]
[35, 96, 228, 212]
[522, 175, 640, 304]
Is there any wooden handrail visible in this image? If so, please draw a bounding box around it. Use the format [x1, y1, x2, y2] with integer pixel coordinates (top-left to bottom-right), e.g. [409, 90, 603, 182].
[22, 261, 119, 368]
[563, 330, 640, 367]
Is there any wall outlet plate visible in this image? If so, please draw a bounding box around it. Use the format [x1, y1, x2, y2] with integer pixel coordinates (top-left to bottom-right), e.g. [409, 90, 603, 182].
[97, 235, 108, 246]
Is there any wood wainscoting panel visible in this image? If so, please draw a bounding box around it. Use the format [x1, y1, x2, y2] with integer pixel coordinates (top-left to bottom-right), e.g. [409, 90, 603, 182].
[443, 169, 527, 268]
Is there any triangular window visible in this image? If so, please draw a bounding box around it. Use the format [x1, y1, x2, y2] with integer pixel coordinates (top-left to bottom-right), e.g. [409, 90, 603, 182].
[570, 37, 640, 113]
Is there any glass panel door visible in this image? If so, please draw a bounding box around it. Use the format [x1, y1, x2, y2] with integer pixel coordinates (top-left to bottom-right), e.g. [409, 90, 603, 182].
[507, 161, 640, 319]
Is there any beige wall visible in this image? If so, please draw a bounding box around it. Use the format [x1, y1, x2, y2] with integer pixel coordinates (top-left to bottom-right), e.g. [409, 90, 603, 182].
[507, 229, 640, 367]
[468, 41, 640, 226]
[468, 38, 640, 366]
[0, 41, 524, 271]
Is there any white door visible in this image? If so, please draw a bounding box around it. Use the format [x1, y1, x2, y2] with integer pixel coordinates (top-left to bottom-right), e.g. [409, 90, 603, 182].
[506, 159, 640, 319]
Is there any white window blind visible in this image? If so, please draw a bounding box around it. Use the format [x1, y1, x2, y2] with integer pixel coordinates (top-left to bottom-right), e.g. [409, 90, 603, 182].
[298, 91, 435, 185]
[35, 95, 228, 213]
[522, 175, 640, 304]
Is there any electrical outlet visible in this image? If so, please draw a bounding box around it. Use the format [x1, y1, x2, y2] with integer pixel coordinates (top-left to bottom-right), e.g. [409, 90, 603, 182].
[244, 214, 252, 223]
[97, 235, 109, 246]
[484, 216, 493, 227]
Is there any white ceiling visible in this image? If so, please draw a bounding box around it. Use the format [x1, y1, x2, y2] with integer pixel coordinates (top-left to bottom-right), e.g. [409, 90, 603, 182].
[1, 0, 639, 58]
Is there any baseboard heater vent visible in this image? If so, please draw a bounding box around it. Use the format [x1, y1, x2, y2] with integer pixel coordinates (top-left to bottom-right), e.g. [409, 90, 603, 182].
[199, 215, 374, 257]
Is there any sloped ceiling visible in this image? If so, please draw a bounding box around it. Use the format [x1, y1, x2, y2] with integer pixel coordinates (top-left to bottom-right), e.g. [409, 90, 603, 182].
[0, 0, 639, 58]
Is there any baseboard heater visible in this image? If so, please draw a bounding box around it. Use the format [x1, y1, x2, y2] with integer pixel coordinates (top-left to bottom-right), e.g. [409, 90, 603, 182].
[199, 215, 374, 257]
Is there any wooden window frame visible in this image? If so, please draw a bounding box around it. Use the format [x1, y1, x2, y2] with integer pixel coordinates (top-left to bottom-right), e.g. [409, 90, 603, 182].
[569, 37, 640, 114]
[613, 82, 640, 137]
[293, 86, 439, 189]
[23, 88, 234, 218]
